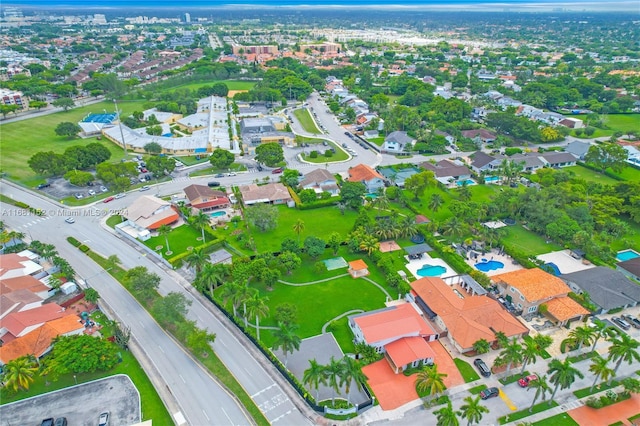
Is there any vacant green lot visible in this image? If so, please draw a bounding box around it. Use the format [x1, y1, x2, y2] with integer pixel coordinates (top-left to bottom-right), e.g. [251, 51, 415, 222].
[0, 100, 146, 184]
[293, 108, 321, 134]
[248, 204, 359, 252]
[565, 165, 621, 185]
[604, 114, 640, 133]
[502, 225, 562, 256]
[172, 80, 257, 92]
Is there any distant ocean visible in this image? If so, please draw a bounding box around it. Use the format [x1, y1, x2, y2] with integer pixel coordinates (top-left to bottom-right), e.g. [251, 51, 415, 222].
[1, 0, 629, 6]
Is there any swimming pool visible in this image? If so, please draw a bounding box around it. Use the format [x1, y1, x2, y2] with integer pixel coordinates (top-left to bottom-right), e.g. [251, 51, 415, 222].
[543, 262, 561, 276]
[456, 179, 476, 186]
[474, 260, 505, 272]
[485, 176, 500, 183]
[617, 249, 640, 262]
[209, 211, 226, 218]
[417, 264, 447, 277]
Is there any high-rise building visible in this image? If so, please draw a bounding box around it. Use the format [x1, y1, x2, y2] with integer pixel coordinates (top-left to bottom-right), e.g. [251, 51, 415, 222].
[184, 13, 191, 23]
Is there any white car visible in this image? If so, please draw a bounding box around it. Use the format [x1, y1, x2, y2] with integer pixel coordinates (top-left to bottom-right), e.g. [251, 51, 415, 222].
[139, 186, 150, 191]
[88, 190, 96, 196]
[114, 193, 126, 199]
[98, 412, 109, 426]
[100, 186, 108, 192]
[227, 172, 236, 177]
[65, 217, 75, 224]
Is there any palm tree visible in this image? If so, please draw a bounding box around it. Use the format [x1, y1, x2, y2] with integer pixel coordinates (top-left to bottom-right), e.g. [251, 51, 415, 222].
[442, 216, 465, 238]
[589, 319, 611, 353]
[568, 325, 595, 351]
[497, 338, 523, 374]
[303, 359, 328, 402]
[520, 338, 540, 374]
[158, 224, 172, 253]
[240, 286, 258, 328]
[195, 263, 224, 297]
[39, 243, 57, 262]
[472, 339, 491, 355]
[433, 401, 460, 426]
[459, 395, 489, 426]
[185, 248, 208, 275]
[621, 377, 640, 397]
[547, 358, 584, 402]
[292, 219, 305, 242]
[326, 356, 344, 407]
[527, 374, 551, 412]
[457, 185, 472, 202]
[245, 293, 269, 341]
[494, 331, 509, 349]
[190, 210, 210, 242]
[429, 193, 444, 212]
[219, 281, 242, 316]
[607, 334, 640, 375]
[533, 334, 553, 353]
[589, 354, 614, 391]
[399, 215, 418, 238]
[415, 364, 448, 404]
[340, 356, 367, 406]
[272, 323, 301, 367]
[359, 235, 380, 257]
[3, 355, 38, 391]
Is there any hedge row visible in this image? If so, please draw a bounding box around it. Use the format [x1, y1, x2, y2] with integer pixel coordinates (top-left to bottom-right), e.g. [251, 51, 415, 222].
[501, 243, 538, 269]
[298, 197, 340, 210]
[167, 237, 225, 267]
[67, 236, 82, 247]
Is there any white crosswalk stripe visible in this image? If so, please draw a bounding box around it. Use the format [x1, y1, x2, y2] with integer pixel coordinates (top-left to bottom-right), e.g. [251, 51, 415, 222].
[172, 176, 191, 182]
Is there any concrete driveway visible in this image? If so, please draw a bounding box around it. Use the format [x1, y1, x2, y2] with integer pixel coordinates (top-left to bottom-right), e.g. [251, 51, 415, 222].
[0, 375, 140, 426]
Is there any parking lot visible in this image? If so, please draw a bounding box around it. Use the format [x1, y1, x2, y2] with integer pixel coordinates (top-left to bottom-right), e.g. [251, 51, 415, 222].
[0, 375, 141, 426]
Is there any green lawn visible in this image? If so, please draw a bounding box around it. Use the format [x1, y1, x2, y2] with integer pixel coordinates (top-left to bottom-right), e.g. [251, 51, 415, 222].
[532, 412, 579, 426]
[468, 384, 488, 395]
[608, 166, 640, 182]
[573, 380, 620, 399]
[0, 100, 147, 184]
[172, 154, 212, 166]
[499, 401, 559, 425]
[247, 204, 359, 253]
[367, 136, 385, 146]
[241, 274, 389, 349]
[501, 225, 562, 256]
[293, 108, 321, 134]
[565, 165, 621, 185]
[500, 371, 529, 385]
[603, 114, 640, 133]
[144, 224, 205, 258]
[172, 80, 257, 92]
[301, 142, 350, 163]
[454, 358, 481, 383]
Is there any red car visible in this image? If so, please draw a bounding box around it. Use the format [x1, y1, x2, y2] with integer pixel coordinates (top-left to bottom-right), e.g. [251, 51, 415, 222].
[103, 196, 114, 203]
[271, 167, 283, 174]
[518, 374, 538, 387]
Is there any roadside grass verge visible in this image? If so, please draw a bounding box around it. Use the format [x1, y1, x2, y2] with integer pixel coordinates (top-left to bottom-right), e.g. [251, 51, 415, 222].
[498, 400, 559, 425]
[573, 380, 620, 399]
[499, 371, 529, 386]
[532, 412, 579, 426]
[454, 358, 481, 383]
[468, 384, 488, 395]
[294, 108, 321, 134]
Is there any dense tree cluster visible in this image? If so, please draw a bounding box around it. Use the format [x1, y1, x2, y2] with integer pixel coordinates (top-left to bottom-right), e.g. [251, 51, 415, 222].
[28, 143, 111, 177]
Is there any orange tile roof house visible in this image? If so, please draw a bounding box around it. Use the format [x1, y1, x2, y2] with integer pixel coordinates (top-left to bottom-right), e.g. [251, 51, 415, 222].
[347, 164, 385, 193]
[124, 195, 179, 232]
[0, 253, 43, 279]
[492, 268, 588, 325]
[0, 315, 84, 365]
[0, 303, 71, 341]
[0, 275, 51, 301]
[348, 259, 369, 278]
[409, 277, 528, 353]
[183, 184, 230, 211]
[348, 302, 438, 373]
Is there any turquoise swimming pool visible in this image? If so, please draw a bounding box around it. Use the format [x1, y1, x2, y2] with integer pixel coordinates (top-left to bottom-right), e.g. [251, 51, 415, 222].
[617, 249, 640, 262]
[209, 211, 226, 218]
[417, 264, 447, 277]
[475, 260, 505, 272]
[485, 176, 500, 183]
[456, 179, 476, 186]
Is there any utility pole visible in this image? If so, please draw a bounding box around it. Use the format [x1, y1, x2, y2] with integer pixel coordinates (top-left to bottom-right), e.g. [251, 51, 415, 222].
[114, 99, 127, 157]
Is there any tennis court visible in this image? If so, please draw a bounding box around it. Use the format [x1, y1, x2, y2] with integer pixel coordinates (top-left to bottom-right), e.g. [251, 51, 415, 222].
[82, 113, 117, 123]
[323, 256, 348, 271]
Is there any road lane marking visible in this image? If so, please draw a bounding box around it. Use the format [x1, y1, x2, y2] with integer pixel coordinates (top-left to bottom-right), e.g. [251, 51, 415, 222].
[271, 410, 292, 423]
[251, 383, 276, 398]
[179, 374, 186, 383]
[138, 321, 145, 329]
[499, 388, 517, 411]
[202, 410, 210, 421]
[221, 407, 233, 424]
[158, 345, 165, 353]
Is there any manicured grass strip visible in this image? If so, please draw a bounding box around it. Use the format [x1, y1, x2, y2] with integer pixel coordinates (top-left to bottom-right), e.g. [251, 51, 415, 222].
[301, 142, 349, 163]
[454, 358, 481, 383]
[567, 351, 597, 364]
[628, 413, 640, 422]
[573, 380, 620, 399]
[106, 215, 124, 228]
[532, 412, 579, 426]
[84, 249, 270, 426]
[468, 384, 488, 395]
[498, 400, 559, 425]
[293, 108, 321, 134]
[500, 371, 529, 386]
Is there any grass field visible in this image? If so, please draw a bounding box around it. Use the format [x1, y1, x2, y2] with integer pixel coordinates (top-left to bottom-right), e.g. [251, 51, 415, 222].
[0, 100, 146, 184]
[565, 165, 621, 185]
[293, 108, 321, 134]
[171, 80, 257, 92]
[301, 142, 349, 163]
[144, 224, 204, 258]
[454, 358, 481, 383]
[502, 225, 562, 256]
[602, 114, 640, 133]
[532, 413, 579, 426]
[367, 136, 385, 146]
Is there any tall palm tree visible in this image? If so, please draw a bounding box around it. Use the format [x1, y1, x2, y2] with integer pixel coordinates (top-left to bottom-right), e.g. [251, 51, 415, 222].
[240, 286, 258, 328]
[472, 339, 490, 355]
[589, 319, 611, 353]
[399, 215, 418, 238]
[607, 334, 640, 375]
[429, 193, 444, 212]
[185, 248, 208, 275]
[219, 281, 242, 316]
[533, 334, 553, 353]
[459, 395, 489, 426]
[245, 293, 269, 341]
[272, 323, 301, 367]
[547, 358, 584, 402]
[527, 374, 551, 412]
[457, 185, 472, 202]
[326, 356, 344, 407]
[39, 243, 57, 262]
[497, 338, 523, 374]
[589, 354, 614, 391]
[415, 364, 448, 404]
[190, 210, 210, 242]
[568, 325, 595, 351]
[158, 224, 172, 253]
[303, 359, 328, 402]
[195, 263, 224, 297]
[433, 401, 460, 426]
[340, 356, 367, 406]
[494, 331, 509, 349]
[292, 219, 305, 243]
[442, 216, 465, 238]
[359, 235, 379, 256]
[520, 338, 540, 374]
[3, 355, 38, 391]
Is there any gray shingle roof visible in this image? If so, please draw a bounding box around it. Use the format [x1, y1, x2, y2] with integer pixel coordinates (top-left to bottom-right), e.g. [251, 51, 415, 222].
[561, 267, 640, 310]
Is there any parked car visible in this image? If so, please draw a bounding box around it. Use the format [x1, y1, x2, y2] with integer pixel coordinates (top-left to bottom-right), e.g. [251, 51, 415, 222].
[65, 217, 75, 224]
[612, 317, 631, 331]
[54, 417, 68, 426]
[41, 418, 54, 426]
[518, 374, 538, 387]
[36, 183, 50, 189]
[621, 314, 640, 329]
[271, 167, 283, 174]
[207, 181, 221, 187]
[74, 193, 84, 199]
[480, 387, 499, 400]
[103, 196, 115, 203]
[214, 173, 225, 178]
[100, 186, 108, 192]
[115, 193, 126, 199]
[474, 359, 491, 377]
[139, 186, 150, 191]
[140, 168, 148, 173]
[88, 190, 96, 196]
[227, 172, 236, 177]
[98, 412, 109, 426]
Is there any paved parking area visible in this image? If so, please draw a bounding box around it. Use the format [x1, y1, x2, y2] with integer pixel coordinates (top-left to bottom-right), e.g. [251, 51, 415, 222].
[0, 375, 140, 426]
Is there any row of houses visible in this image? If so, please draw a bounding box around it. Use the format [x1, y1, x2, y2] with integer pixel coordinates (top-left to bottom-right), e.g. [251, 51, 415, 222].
[325, 76, 384, 131]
